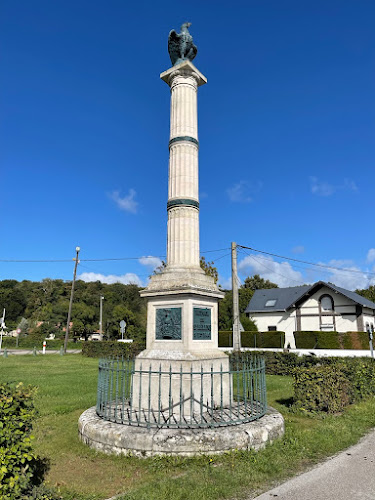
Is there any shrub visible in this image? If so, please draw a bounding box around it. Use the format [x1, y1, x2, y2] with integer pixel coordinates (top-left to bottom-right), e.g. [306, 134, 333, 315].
[218, 331, 232, 348]
[81, 340, 142, 358]
[341, 332, 369, 350]
[294, 331, 371, 350]
[293, 365, 352, 413]
[257, 332, 285, 348]
[2, 337, 82, 350]
[218, 331, 285, 349]
[0, 382, 48, 499]
[340, 358, 375, 400]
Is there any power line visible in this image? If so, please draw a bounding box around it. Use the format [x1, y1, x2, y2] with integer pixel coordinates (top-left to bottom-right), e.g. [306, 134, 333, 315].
[0, 259, 73, 263]
[0, 248, 229, 264]
[238, 248, 306, 285]
[238, 244, 375, 277]
[201, 247, 231, 254]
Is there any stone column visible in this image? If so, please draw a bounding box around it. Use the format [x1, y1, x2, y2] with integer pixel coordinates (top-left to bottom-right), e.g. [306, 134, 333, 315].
[136, 61, 228, 416]
[161, 61, 207, 271]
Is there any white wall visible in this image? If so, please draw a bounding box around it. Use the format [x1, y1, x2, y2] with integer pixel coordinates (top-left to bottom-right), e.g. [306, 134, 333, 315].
[250, 311, 297, 348]
[248, 285, 375, 348]
[363, 307, 375, 332]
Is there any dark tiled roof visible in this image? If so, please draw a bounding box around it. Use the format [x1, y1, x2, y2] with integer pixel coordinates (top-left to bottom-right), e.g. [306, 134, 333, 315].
[326, 283, 375, 309]
[245, 285, 310, 313]
[245, 281, 375, 313]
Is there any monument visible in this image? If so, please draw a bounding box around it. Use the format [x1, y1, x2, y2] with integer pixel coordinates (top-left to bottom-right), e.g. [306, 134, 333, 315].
[79, 24, 284, 456]
[134, 23, 228, 415]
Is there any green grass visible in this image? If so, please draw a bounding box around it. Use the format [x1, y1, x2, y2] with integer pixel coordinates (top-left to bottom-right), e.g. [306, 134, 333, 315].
[1, 356, 375, 500]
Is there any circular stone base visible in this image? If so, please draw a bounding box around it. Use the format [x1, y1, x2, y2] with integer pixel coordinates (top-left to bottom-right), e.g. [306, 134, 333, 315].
[78, 407, 284, 457]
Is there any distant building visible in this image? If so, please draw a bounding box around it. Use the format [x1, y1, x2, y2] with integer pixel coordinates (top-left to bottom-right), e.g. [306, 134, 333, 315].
[245, 281, 375, 348]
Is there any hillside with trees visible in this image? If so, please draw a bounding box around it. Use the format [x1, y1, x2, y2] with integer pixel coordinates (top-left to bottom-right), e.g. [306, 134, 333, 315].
[0, 279, 146, 343]
[0, 273, 280, 343]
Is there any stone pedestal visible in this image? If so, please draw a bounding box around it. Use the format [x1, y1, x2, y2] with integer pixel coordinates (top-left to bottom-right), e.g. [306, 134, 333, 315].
[136, 60, 227, 415]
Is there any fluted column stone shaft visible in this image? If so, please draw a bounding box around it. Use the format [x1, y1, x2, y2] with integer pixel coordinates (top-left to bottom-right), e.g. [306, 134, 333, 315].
[161, 62, 206, 270]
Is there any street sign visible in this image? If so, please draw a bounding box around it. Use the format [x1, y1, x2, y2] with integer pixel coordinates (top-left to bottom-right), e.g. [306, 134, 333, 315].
[16, 328, 21, 334]
[120, 320, 126, 334]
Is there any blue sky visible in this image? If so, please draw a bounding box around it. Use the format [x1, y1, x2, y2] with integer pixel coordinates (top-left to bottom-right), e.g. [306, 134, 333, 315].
[1, 0, 374, 290]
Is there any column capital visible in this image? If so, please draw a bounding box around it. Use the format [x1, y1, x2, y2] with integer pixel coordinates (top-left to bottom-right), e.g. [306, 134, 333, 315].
[160, 60, 207, 88]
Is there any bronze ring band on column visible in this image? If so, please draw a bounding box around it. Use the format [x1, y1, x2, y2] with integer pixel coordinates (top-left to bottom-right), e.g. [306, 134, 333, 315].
[168, 136, 199, 149]
[167, 199, 199, 210]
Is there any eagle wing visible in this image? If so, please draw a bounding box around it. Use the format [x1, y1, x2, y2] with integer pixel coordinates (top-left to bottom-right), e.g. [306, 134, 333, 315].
[186, 43, 197, 62]
[168, 30, 181, 65]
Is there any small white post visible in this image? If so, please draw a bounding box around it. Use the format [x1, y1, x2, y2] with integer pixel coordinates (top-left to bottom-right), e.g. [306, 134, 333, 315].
[43, 341, 46, 355]
[232, 242, 242, 351]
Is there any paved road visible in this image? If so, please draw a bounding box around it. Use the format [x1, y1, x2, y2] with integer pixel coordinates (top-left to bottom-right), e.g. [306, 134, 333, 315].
[252, 430, 375, 500]
[1, 349, 81, 355]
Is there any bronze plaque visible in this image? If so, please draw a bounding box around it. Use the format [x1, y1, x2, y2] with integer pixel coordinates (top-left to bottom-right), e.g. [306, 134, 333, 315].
[156, 308, 182, 340]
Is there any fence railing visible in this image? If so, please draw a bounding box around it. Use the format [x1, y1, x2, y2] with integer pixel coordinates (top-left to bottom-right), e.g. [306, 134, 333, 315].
[96, 354, 267, 429]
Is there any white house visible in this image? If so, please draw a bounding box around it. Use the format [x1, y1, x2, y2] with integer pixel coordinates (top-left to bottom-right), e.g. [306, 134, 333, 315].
[245, 281, 375, 348]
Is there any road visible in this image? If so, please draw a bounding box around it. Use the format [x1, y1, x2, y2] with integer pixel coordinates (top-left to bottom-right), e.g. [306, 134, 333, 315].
[252, 429, 375, 500]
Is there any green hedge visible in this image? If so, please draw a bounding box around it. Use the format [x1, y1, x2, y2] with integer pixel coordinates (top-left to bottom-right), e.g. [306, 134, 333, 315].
[81, 340, 143, 358]
[239, 351, 375, 413]
[218, 331, 233, 347]
[1, 337, 82, 350]
[0, 383, 46, 498]
[294, 331, 370, 350]
[341, 332, 370, 350]
[218, 331, 285, 349]
[293, 365, 352, 413]
[293, 358, 375, 413]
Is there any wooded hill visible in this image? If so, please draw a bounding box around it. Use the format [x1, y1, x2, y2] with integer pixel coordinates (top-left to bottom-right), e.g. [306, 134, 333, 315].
[3, 276, 370, 343]
[0, 276, 269, 342]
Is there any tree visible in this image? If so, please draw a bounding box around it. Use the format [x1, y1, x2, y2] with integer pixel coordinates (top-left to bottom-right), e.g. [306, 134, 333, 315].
[17, 317, 29, 334]
[356, 286, 375, 304]
[199, 256, 218, 284]
[154, 257, 219, 284]
[218, 275, 277, 331]
[0, 281, 27, 322]
[242, 274, 278, 291]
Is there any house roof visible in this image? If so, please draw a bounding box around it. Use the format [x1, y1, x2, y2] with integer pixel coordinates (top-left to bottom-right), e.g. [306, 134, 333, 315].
[245, 281, 375, 313]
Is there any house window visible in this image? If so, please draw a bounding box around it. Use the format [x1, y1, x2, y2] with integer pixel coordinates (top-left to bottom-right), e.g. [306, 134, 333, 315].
[268, 326, 277, 331]
[320, 294, 334, 311]
[320, 324, 334, 331]
[265, 299, 277, 307]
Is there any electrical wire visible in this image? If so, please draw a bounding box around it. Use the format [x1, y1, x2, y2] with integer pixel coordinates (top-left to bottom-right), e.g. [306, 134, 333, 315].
[238, 248, 306, 285]
[238, 244, 375, 277]
[0, 248, 230, 263]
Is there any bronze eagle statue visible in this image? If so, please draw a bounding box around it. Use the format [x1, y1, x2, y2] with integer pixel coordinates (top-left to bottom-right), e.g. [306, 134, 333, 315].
[168, 22, 197, 66]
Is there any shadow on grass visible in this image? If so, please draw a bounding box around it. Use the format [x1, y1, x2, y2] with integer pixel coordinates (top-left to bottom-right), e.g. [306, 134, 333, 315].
[276, 397, 294, 408]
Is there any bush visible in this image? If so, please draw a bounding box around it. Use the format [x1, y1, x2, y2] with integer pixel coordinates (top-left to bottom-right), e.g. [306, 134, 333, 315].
[0, 382, 49, 499]
[293, 365, 352, 413]
[218, 331, 232, 347]
[294, 331, 371, 350]
[24, 484, 62, 499]
[81, 340, 143, 358]
[2, 337, 82, 350]
[289, 356, 375, 414]
[218, 331, 285, 349]
[341, 332, 369, 350]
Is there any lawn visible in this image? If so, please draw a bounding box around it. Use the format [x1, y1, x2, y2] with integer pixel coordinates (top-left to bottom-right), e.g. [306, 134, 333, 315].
[1, 355, 375, 500]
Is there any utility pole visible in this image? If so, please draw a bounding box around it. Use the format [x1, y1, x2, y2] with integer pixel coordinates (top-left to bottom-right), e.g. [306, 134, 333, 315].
[64, 246, 80, 354]
[232, 242, 241, 351]
[99, 295, 104, 340]
[0, 308, 6, 352]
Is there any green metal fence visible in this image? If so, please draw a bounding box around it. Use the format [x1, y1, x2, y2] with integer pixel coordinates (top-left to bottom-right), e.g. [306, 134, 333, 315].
[96, 355, 267, 428]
